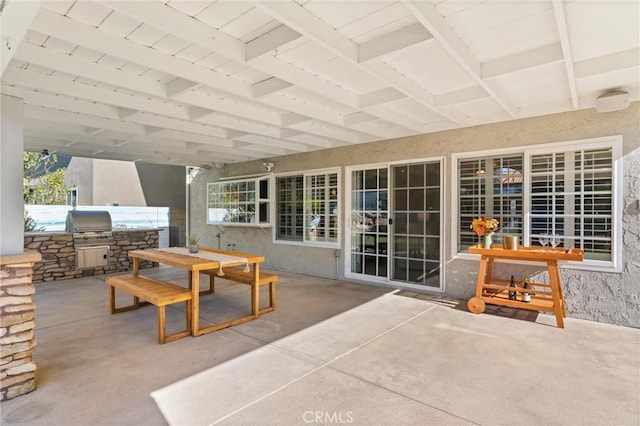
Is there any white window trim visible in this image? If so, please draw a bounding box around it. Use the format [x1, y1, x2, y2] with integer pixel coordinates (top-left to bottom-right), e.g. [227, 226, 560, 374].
[272, 167, 341, 249]
[206, 175, 272, 227]
[451, 135, 623, 273]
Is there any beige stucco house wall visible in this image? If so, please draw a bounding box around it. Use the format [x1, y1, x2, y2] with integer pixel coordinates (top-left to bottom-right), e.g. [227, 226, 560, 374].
[190, 102, 640, 328]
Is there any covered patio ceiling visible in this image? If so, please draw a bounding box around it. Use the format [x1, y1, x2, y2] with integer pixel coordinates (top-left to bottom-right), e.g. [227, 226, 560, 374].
[2, 0, 638, 167]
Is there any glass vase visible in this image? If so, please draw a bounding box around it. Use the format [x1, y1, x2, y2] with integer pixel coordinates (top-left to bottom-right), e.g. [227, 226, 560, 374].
[482, 233, 493, 249]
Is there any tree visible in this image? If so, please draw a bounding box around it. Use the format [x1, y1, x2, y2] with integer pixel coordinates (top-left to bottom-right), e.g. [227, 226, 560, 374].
[23, 152, 69, 205]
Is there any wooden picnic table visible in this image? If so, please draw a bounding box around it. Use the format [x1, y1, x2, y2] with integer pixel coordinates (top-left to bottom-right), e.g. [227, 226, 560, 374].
[129, 247, 265, 336]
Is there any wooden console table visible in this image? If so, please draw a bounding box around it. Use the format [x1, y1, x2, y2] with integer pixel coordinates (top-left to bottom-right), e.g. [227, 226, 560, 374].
[467, 245, 584, 328]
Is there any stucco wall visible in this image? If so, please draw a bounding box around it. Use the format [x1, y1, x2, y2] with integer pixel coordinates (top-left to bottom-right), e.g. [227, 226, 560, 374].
[190, 103, 640, 328]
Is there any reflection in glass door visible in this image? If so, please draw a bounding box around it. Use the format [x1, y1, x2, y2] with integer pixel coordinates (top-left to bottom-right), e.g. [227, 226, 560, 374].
[349, 168, 388, 279]
[391, 162, 442, 288]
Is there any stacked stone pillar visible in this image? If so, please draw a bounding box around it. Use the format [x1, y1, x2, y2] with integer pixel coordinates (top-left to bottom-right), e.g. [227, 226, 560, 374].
[0, 251, 41, 401]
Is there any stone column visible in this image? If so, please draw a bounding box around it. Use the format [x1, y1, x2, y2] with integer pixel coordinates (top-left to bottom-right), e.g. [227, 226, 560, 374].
[0, 251, 41, 401]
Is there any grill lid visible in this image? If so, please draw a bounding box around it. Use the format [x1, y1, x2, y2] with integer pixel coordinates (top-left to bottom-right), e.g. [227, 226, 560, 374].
[65, 210, 112, 233]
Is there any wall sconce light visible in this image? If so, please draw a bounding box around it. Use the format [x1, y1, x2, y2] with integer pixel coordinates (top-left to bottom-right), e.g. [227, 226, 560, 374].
[262, 161, 275, 172]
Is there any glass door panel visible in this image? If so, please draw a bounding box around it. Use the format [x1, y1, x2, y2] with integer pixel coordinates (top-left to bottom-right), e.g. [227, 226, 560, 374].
[391, 162, 442, 289]
[349, 168, 388, 279]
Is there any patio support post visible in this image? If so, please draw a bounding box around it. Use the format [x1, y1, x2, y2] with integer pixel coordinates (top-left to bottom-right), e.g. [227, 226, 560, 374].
[0, 94, 42, 400]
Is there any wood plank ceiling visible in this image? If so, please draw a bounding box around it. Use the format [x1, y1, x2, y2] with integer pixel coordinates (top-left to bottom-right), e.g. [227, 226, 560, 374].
[1, 0, 638, 166]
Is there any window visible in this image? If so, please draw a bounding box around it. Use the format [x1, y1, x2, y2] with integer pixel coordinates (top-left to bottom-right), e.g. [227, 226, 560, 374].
[454, 136, 621, 270]
[276, 169, 340, 247]
[458, 155, 523, 251]
[530, 147, 614, 262]
[207, 176, 270, 226]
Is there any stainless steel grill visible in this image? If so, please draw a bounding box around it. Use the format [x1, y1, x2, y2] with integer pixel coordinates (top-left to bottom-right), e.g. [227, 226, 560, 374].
[66, 210, 113, 269]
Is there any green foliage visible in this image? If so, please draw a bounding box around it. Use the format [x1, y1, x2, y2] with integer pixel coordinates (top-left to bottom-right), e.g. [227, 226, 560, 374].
[23, 152, 70, 205]
[188, 234, 200, 245]
[24, 209, 44, 232]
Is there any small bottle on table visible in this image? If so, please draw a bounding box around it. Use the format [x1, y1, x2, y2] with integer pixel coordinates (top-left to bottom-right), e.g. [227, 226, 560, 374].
[522, 279, 531, 303]
[509, 275, 517, 300]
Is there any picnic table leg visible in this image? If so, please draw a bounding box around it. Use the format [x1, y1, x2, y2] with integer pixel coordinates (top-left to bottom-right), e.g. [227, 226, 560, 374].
[191, 270, 201, 336]
[252, 262, 259, 318]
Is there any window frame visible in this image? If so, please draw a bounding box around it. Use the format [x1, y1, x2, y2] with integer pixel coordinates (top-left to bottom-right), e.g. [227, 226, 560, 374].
[206, 175, 272, 227]
[273, 168, 341, 249]
[452, 135, 623, 272]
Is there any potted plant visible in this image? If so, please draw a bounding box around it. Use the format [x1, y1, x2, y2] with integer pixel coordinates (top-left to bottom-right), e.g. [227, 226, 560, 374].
[188, 234, 200, 253]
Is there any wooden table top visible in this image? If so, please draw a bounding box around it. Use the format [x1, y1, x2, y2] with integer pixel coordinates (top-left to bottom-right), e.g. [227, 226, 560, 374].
[469, 244, 584, 262]
[129, 247, 265, 271]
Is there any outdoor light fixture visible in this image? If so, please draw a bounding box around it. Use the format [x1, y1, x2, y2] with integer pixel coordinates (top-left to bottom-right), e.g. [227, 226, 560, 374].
[595, 90, 630, 113]
[262, 161, 275, 172]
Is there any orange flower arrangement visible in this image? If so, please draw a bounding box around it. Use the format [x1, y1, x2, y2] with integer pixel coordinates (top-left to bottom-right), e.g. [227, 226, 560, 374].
[470, 216, 499, 237]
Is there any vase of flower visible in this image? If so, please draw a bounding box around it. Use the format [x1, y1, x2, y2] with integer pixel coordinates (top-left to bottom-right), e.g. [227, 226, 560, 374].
[483, 232, 494, 249]
[470, 216, 500, 249]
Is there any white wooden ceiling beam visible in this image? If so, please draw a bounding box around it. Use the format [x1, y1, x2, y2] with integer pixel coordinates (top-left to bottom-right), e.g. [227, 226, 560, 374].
[259, 92, 363, 138]
[4, 85, 122, 121]
[361, 105, 426, 133]
[253, 1, 358, 62]
[403, 0, 518, 118]
[30, 8, 252, 98]
[435, 86, 488, 107]
[105, 0, 245, 63]
[256, 0, 464, 125]
[280, 112, 310, 126]
[172, 90, 283, 126]
[552, 0, 578, 109]
[574, 48, 640, 79]
[131, 112, 230, 141]
[166, 79, 200, 99]
[1, 67, 185, 119]
[23, 102, 235, 150]
[232, 141, 291, 157]
[287, 120, 371, 144]
[233, 134, 309, 152]
[482, 43, 565, 79]
[246, 24, 302, 61]
[13, 42, 168, 98]
[359, 23, 433, 63]
[249, 54, 360, 107]
[359, 88, 406, 108]
[195, 114, 283, 140]
[343, 111, 377, 126]
[252, 77, 293, 98]
[0, 0, 42, 77]
[118, 108, 139, 120]
[4, 76, 235, 142]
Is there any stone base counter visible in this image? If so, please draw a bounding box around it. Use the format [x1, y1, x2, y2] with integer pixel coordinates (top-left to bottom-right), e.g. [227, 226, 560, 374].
[24, 230, 159, 283]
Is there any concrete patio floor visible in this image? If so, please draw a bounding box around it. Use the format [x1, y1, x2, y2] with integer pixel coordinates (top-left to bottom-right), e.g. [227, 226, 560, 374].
[1, 266, 638, 425]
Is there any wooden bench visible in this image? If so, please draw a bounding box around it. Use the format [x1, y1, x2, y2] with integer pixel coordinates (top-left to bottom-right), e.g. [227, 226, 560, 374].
[201, 268, 277, 314]
[106, 274, 192, 344]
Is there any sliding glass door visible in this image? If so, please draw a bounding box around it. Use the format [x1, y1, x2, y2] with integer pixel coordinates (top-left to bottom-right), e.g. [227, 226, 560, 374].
[347, 160, 443, 290]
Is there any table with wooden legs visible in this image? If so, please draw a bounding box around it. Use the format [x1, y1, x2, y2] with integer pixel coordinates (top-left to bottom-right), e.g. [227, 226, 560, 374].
[467, 245, 584, 328]
[129, 247, 265, 336]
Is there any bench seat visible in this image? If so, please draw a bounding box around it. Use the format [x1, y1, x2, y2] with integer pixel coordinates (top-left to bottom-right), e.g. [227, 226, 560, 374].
[201, 268, 277, 314]
[106, 274, 192, 344]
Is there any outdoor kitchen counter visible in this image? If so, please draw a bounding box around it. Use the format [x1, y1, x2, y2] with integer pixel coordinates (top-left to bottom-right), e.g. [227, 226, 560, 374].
[25, 229, 159, 283]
